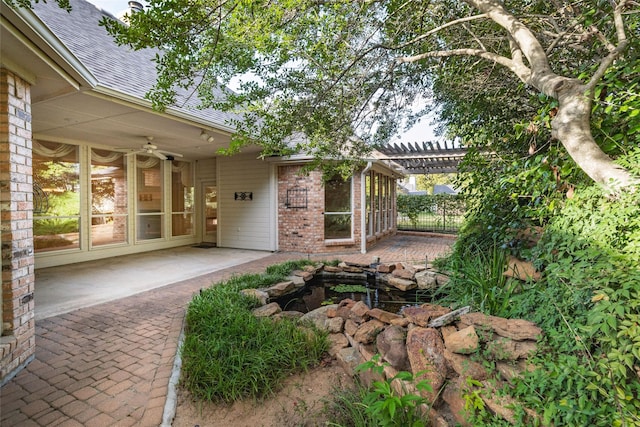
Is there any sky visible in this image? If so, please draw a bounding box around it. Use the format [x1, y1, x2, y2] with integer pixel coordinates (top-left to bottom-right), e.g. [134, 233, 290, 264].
[87, 0, 441, 145]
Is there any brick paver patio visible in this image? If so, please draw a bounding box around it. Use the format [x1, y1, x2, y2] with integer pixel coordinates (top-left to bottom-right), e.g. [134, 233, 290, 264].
[0, 233, 454, 426]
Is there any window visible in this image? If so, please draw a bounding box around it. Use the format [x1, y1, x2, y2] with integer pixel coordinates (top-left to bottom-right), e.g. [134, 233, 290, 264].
[324, 175, 352, 239]
[90, 149, 128, 246]
[171, 160, 194, 237]
[33, 141, 80, 252]
[136, 155, 163, 241]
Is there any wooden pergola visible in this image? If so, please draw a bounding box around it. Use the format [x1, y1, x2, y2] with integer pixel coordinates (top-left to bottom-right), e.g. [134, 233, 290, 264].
[377, 141, 467, 175]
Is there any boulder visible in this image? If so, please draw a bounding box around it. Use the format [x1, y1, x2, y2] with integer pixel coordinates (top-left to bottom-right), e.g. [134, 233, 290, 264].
[292, 270, 314, 281]
[368, 307, 402, 324]
[406, 327, 447, 402]
[415, 270, 438, 290]
[353, 319, 385, 344]
[377, 263, 396, 273]
[485, 337, 537, 360]
[504, 256, 541, 281]
[287, 275, 306, 287]
[388, 277, 417, 291]
[264, 281, 295, 297]
[459, 313, 542, 341]
[349, 301, 370, 323]
[300, 304, 337, 330]
[403, 304, 451, 327]
[376, 325, 409, 370]
[239, 289, 269, 305]
[444, 349, 488, 381]
[392, 266, 417, 280]
[336, 347, 361, 377]
[444, 325, 479, 354]
[442, 377, 473, 427]
[325, 316, 345, 334]
[344, 319, 359, 338]
[272, 311, 304, 321]
[252, 302, 281, 317]
[327, 333, 350, 357]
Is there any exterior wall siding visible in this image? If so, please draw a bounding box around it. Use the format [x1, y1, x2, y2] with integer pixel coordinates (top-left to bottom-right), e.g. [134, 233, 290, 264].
[217, 154, 275, 251]
[0, 69, 36, 385]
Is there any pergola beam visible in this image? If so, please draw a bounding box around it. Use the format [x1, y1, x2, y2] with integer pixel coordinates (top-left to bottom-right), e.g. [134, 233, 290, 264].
[377, 141, 467, 175]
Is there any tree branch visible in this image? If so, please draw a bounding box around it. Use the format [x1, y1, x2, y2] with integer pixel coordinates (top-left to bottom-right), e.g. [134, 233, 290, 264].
[585, 0, 630, 91]
[395, 13, 488, 50]
[397, 48, 532, 82]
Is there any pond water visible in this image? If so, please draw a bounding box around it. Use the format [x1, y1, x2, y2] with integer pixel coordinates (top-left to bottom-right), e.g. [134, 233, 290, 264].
[273, 274, 433, 314]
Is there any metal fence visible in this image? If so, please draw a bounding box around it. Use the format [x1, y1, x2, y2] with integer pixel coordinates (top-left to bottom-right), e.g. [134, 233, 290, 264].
[396, 194, 465, 234]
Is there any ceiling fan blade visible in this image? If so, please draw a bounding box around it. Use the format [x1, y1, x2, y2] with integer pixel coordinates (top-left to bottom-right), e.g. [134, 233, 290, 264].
[157, 150, 183, 158]
[154, 151, 168, 160]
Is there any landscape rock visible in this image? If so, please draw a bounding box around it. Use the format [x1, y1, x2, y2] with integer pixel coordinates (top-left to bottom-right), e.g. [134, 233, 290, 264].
[504, 256, 541, 281]
[460, 312, 542, 341]
[323, 265, 342, 273]
[349, 301, 370, 323]
[387, 276, 417, 291]
[377, 263, 396, 273]
[287, 275, 306, 287]
[327, 333, 349, 357]
[444, 325, 479, 354]
[403, 304, 451, 327]
[406, 327, 447, 402]
[239, 288, 269, 305]
[435, 273, 450, 286]
[353, 319, 385, 344]
[442, 377, 473, 427]
[344, 319, 359, 338]
[368, 307, 402, 324]
[392, 266, 417, 280]
[272, 311, 304, 321]
[299, 304, 337, 329]
[376, 325, 409, 370]
[336, 347, 361, 377]
[252, 302, 282, 317]
[415, 270, 438, 289]
[486, 337, 537, 360]
[325, 316, 345, 334]
[264, 281, 295, 297]
[444, 349, 488, 381]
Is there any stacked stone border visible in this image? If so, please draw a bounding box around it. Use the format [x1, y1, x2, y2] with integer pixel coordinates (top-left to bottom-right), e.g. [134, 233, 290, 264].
[248, 261, 544, 426]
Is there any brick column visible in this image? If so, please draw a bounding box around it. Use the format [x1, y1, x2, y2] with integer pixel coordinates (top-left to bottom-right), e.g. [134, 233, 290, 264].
[0, 68, 36, 384]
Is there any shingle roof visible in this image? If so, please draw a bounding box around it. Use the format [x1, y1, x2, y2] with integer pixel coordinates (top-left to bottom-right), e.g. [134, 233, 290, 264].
[32, 0, 241, 129]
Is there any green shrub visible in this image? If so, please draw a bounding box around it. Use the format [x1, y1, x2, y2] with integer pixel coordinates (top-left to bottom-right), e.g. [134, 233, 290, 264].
[325, 356, 432, 427]
[180, 260, 329, 403]
[436, 241, 517, 317]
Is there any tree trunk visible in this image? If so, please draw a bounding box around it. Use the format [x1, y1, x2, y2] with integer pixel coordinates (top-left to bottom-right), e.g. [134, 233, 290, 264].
[549, 78, 638, 190]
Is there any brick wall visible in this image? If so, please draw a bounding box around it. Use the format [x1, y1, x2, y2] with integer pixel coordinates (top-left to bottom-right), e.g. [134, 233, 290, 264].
[0, 69, 36, 385]
[277, 165, 362, 254]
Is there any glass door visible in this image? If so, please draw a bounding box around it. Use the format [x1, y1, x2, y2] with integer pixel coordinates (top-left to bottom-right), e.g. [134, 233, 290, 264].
[202, 183, 217, 244]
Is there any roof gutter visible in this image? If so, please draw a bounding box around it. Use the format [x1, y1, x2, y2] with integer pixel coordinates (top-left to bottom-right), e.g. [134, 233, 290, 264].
[3, 3, 97, 88]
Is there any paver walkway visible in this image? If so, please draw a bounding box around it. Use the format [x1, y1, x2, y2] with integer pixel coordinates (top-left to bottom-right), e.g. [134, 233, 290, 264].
[0, 233, 454, 426]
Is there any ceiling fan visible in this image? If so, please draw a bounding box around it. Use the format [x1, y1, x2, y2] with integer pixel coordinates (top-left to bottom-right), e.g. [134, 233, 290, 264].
[124, 137, 184, 160]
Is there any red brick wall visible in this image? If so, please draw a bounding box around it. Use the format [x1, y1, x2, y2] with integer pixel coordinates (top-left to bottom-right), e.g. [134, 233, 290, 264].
[0, 69, 36, 384]
[278, 165, 362, 254]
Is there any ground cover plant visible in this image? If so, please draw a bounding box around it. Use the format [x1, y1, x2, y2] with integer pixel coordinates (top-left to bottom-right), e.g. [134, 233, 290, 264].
[441, 147, 640, 425]
[180, 259, 329, 403]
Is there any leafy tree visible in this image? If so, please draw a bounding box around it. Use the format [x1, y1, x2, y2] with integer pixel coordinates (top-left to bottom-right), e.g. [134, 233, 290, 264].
[80, 0, 638, 190]
[415, 174, 456, 193]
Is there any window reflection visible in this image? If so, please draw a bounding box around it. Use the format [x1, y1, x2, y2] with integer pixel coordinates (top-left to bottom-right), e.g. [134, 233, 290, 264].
[33, 141, 80, 252]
